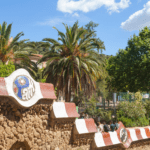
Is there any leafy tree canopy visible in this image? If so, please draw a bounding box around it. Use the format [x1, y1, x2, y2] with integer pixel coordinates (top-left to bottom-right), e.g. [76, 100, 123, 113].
[107, 26, 150, 92]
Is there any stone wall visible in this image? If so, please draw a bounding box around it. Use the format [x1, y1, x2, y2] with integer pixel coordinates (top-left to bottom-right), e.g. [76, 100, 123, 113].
[1, 69, 150, 150]
[0, 98, 90, 150]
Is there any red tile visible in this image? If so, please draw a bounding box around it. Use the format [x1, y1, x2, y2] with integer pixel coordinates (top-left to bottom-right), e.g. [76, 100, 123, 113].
[40, 83, 57, 99]
[102, 132, 113, 146]
[84, 118, 97, 133]
[135, 129, 143, 140]
[145, 128, 150, 138]
[65, 103, 79, 118]
[0, 78, 8, 96]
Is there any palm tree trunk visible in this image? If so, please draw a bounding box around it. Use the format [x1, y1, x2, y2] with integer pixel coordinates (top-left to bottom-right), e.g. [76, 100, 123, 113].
[65, 88, 68, 102]
[69, 81, 71, 102]
[65, 80, 69, 102]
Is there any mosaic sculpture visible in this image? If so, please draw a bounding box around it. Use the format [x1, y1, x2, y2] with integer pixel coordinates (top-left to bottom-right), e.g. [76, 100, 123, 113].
[0, 68, 56, 107]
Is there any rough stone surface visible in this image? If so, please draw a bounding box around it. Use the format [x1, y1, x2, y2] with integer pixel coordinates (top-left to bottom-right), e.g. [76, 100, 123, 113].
[1, 97, 150, 150]
[0, 97, 91, 150]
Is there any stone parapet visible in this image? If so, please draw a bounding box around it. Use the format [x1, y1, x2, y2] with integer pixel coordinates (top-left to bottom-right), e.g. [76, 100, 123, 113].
[73, 118, 97, 146]
[74, 118, 97, 134]
[0, 69, 150, 150]
[50, 102, 79, 131]
[128, 127, 150, 142]
[51, 102, 79, 119]
[93, 122, 133, 149]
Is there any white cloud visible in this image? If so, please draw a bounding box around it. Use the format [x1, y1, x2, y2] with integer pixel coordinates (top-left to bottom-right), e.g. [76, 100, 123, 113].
[38, 14, 90, 26]
[57, 0, 131, 14]
[39, 18, 65, 26]
[72, 12, 79, 17]
[121, 1, 150, 31]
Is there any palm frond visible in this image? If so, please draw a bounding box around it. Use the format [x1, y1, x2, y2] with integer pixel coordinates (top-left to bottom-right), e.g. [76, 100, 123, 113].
[4, 24, 12, 44]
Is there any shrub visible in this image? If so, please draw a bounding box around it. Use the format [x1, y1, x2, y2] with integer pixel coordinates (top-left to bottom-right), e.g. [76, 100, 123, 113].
[135, 91, 143, 102]
[118, 116, 149, 127]
[84, 95, 101, 117]
[0, 61, 15, 77]
[117, 101, 148, 127]
[117, 101, 146, 119]
[82, 95, 113, 123]
[100, 109, 112, 123]
[143, 100, 150, 119]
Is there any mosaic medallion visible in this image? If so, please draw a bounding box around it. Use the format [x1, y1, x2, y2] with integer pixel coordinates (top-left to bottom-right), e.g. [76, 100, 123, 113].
[13, 75, 35, 101]
[120, 128, 128, 143]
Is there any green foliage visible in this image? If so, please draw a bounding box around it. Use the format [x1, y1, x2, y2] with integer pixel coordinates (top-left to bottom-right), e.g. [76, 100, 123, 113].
[117, 101, 148, 127]
[117, 101, 146, 118]
[54, 87, 58, 98]
[96, 54, 113, 105]
[83, 95, 101, 117]
[40, 78, 46, 83]
[96, 55, 109, 99]
[117, 116, 148, 127]
[16, 58, 46, 83]
[107, 26, 150, 92]
[24, 41, 50, 55]
[83, 95, 112, 123]
[100, 109, 112, 123]
[0, 61, 15, 77]
[0, 21, 24, 64]
[119, 91, 145, 103]
[135, 91, 143, 102]
[84, 21, 105, 53]
[121, 93, 130, 101]
[143, 100, 150, 119]
[40, 21, 105, 102]
[73, 91, 87, 106]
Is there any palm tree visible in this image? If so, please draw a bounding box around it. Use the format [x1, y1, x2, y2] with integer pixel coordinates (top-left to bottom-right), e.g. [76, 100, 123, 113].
[16, 56, 44, 82]
[23, 41, 51, 55]
[0, 22, 24, 64]
[39, 21, 105, 102]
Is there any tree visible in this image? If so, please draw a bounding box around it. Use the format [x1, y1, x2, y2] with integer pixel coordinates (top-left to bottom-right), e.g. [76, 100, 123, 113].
[39, 21, 105, 102]
[83, 95, 101, 118]
[83, 95, 112, 123]
[107, 26, 150, 92]
[16, 56, 46, 82]
[0, 22, 24, 64]
[23, 41, 51, 55]
[73, 91, 87, 106]
[96, 54, 113, 106]
[84, 21, 105, 53]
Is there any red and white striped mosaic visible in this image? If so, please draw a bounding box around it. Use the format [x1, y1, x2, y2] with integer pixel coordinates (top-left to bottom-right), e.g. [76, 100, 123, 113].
[52, 102, 79, 118]
[75, 118, 97, 134]
[94, 122, 132, 148]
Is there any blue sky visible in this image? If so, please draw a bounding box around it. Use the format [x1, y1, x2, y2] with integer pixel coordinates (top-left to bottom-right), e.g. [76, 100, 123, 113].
[0, 0, 150, 56]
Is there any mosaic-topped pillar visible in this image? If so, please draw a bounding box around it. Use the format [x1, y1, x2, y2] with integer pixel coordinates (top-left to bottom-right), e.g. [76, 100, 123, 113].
[50, 102, 79, 131]
[73, 118, 97, 146]
[0, 68, 57, 108]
